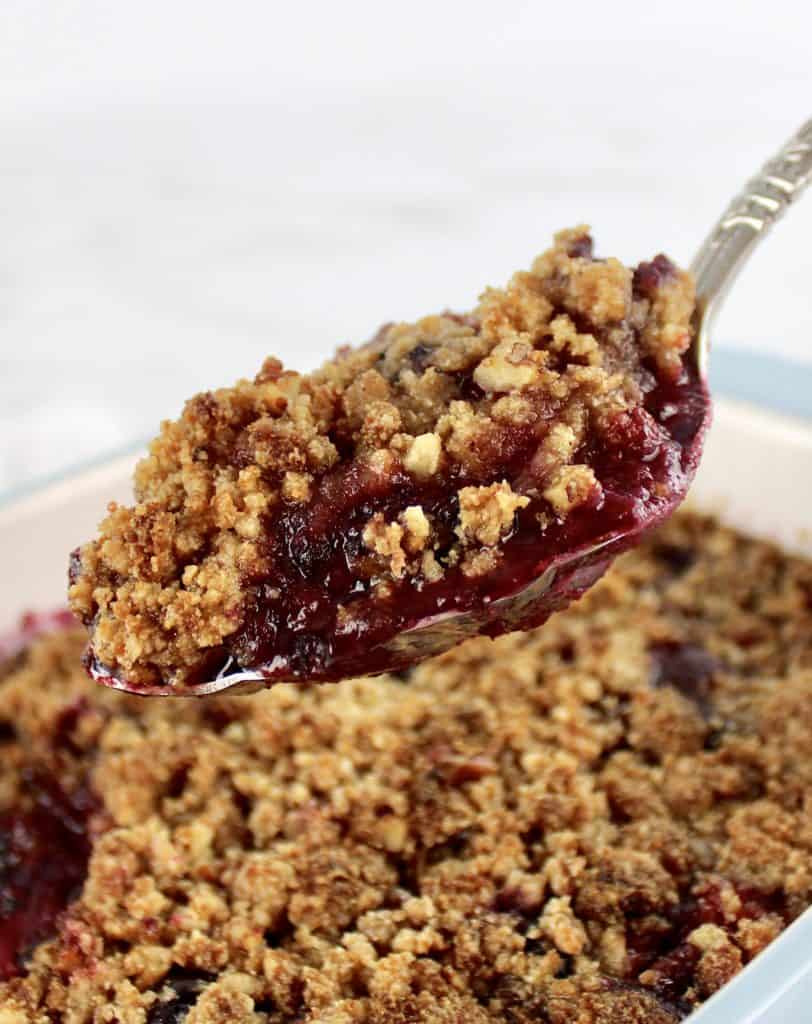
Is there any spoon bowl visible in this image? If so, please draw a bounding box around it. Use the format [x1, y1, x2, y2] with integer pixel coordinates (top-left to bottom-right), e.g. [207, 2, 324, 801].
[88, 119, 812, 697]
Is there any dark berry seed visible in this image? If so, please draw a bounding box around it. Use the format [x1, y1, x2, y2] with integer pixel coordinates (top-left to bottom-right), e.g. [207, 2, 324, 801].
[652, 543, 695, 575]
[649, 642, 719, 718]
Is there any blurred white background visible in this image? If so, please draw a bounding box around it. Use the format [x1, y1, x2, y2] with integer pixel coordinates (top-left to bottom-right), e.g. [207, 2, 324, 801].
[1, 1, 811, 495]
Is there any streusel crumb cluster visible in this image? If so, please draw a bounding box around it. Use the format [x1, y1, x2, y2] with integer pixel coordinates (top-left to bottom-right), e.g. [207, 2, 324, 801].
[5, 510, 812, 1022]
[69, 229, 695, 688]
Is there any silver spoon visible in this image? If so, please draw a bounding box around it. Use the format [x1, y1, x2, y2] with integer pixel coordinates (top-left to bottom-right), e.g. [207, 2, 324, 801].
[91, 117, 812, 697]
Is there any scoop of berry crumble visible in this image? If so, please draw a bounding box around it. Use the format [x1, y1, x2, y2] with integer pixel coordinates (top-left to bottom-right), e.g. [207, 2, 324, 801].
[7, 511, 812, 1021]
[69, 227, 707, 691]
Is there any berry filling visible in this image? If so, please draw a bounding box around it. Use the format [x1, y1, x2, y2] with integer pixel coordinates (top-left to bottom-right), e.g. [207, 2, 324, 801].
[69, 228, 708, 691]
[649, 641, 720, 718]
[220, 359, 706, 684]
[0, 772, 96, 979]
[625, 881, 788, 1009]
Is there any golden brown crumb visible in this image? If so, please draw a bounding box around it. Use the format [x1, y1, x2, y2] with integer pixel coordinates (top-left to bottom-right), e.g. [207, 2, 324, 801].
[69, 227, 695, 689]
[456, 482, 530, 547]
[6, 509, 812, 1021]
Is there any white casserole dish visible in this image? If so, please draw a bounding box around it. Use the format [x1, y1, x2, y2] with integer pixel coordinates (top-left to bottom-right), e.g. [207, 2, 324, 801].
[0, 396, 811, 1021]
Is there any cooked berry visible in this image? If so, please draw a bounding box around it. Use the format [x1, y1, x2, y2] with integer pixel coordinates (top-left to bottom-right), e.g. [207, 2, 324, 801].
[69, 227, 706, 691]
[650, 641, 719, 715]
[0, 773, 95, 980]
[634, 254, 678, 296]
[652, 542, 696, 574]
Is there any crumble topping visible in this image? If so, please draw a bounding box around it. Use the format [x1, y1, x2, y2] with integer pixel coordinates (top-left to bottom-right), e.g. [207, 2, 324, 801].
[6, 509, 812, 1021]
[361, 505, 432, 581]
[69, 227, 699, 690]
[455, 482, 530, 548]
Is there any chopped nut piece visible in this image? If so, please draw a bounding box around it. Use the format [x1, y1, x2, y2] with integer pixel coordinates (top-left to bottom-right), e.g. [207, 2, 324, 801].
[539, 896, 588, 955]
[400, 506, 431, 553]
[473, 339, 541, 393]
[362, 507, 432, 578]
[461, 546, 502, 578]
[566, 257, 631, 325]
[688, 923, 729, 951]
[362, 514, 408, 579]
[281, 471, 312, 503]
[457, 481, 530, 547]
[404, 432, 442, 478]
[69, 228, 702, 689]
[543, 465, 599, 515]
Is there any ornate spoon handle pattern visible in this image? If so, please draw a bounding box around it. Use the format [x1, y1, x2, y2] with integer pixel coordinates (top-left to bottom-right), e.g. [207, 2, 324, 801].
[691, 118, 812, 374]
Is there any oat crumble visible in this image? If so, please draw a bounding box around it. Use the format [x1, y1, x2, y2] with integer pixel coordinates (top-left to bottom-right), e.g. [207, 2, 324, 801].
[6, 510, 812, 1021]
[69, 228, 703, 690]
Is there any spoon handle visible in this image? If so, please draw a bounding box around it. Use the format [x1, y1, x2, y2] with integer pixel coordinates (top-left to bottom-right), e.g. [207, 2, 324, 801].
[691, 118, 812, 372]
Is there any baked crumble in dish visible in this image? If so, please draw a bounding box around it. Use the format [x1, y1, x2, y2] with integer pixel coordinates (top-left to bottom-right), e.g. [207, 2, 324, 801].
[6, 511, 812, 1022]
[68, 228, 708, 692]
